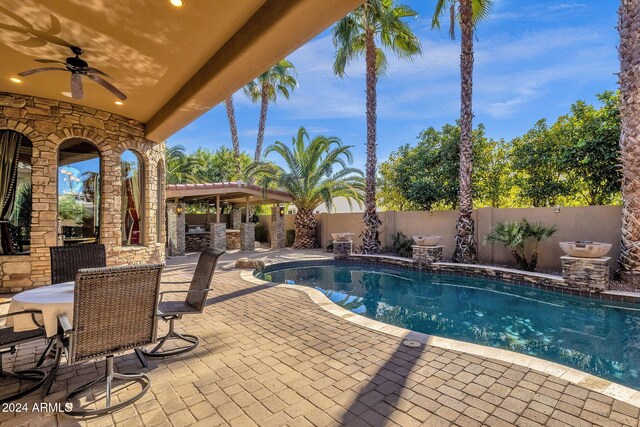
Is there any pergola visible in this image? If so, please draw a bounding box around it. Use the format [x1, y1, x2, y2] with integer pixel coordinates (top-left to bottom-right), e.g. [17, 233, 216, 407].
[165, 182, 293, 255]
[166, 181, 292, 222]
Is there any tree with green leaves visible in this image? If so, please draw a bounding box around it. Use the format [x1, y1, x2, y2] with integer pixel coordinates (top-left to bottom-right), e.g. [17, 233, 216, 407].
[333, 0, 421, 254]
[165, 144, 203, 184]
[248, 127, 365, 249]
[244, 59, 297, 162]
[378, 123, 496, 211]
[191, 147, 251, 183]
[554, 91, 621, 206]
[510, 119, 569, 207]
[432, 0, 493, 263]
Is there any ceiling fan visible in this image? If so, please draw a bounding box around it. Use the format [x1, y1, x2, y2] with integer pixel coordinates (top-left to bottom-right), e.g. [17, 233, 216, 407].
[19, 46, 127, 101]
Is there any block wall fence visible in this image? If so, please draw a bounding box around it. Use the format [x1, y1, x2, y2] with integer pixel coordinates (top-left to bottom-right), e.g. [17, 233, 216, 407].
[249, 205, 622, 274]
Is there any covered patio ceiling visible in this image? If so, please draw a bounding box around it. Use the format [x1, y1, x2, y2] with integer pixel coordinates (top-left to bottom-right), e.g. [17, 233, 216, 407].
[166, 182, 293, 206]
[0, 0, 363, 141]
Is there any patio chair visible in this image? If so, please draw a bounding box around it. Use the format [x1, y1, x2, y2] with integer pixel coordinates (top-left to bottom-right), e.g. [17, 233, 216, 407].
[57, 264, 163, 416]
[39, 243, 108, 369]
[140, 248, 225, 358]
[50, 243, 107, 284]
[0, 309, 48, 403]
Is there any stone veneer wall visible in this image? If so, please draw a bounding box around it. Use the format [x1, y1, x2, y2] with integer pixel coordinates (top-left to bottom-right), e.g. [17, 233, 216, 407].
[0, 92, 165, 292]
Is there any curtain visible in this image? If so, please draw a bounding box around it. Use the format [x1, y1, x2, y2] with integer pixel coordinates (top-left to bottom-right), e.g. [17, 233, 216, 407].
[0, 131, 22, 255]
[122, 159, 142, 245]
[130, 167, 141, 244]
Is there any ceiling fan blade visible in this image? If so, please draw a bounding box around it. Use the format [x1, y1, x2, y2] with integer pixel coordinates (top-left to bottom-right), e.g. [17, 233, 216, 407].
[86, 67, 110, 78]
[70, 74, 83, 100]
[18, 67, 66, 76]
[34, 58, 66, 64]
[87, 74, 127, 101]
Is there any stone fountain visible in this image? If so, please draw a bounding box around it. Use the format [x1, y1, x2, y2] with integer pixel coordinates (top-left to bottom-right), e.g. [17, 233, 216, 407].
[411, 235, 443, 266]
[559, 241, 612, 292]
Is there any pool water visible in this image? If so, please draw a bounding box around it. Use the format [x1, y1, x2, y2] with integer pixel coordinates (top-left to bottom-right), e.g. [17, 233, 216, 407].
[256, 262, 640, 390]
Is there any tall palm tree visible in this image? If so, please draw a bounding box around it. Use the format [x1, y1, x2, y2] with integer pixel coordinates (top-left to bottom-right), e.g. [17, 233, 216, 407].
[432, 0, 492, 264]
[224, 95, 242, 175]
[248, 127, 365, 249]
[618, 0, 640, 286]
[244, 59, 298, 162]
[333, 0, 421, 254]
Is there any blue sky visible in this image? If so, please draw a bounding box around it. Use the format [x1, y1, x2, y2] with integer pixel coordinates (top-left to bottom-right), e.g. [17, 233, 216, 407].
[167, 0, 619, 171]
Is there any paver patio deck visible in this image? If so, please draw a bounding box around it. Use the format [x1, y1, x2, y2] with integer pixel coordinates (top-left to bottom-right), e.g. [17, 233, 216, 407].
[0, 249, 638, 426]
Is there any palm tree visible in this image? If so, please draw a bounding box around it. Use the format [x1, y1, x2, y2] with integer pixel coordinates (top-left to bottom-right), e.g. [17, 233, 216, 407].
[484, 219, 557, 272]
[618, 0, 640, 287]
[333, 0, 421, 254]
[224, 95, 242, 175]
[248, 127, 365, 249]
[165, 144, 202, 184]
[432, 0, 492, 264]
[244, 59, 298, 162]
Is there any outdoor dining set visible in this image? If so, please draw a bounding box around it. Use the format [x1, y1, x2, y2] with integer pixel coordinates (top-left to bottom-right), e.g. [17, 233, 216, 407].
[0, 245, 224, 416]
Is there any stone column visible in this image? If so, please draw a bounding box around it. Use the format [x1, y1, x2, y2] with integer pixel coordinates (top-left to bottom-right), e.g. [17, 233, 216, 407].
[271, 207, 285, 249]
[240, 223, 255, 252]
[231, 206, 242, 229]
[412, 245, 443, 267]
[210, 223, 227, 251]
[333, 241, 352, 260]
[167, 202, 185, 256]
[561, 256, 609, 292]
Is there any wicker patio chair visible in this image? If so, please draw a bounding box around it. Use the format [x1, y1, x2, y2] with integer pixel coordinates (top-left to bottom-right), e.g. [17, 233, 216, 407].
[39, 244, 108, 369]
[50, 243, 106, 284]
[140, 248, 225, 358]
[0, 309, 48, 403]
[57, 264, 163, 416]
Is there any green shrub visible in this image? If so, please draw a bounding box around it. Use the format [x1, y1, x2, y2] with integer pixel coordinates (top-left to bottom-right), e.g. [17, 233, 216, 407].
[484, 218, 557, 271]
[285, 229, 296, 247]
[392, 232, 414, 258]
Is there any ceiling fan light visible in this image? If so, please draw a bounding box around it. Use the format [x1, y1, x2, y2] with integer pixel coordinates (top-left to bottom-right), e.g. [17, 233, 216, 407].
[169, 0, 184, 7]
[9, 77, 22, 83]
[115, 101, 123, 105]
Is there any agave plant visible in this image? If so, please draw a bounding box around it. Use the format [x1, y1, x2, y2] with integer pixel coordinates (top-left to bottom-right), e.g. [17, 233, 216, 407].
[484, 218, 557, 271]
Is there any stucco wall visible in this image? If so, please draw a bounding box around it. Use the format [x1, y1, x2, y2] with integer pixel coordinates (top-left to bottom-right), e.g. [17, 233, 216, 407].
[274, 206, 622, 274]
[0, 92, 165, 292]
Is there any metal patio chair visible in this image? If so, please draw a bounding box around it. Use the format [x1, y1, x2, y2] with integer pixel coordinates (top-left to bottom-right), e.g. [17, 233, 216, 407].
[57, 264, 163, 416]
[140, 248, 225, 358]
[0, 309, 49, 403]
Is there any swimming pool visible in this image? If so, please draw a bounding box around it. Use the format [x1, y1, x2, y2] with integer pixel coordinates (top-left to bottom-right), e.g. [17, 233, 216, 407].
[256, 262, 640, 390]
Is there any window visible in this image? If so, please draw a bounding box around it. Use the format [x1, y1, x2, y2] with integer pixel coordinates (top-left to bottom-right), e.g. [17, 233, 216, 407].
[58, 139, 101, 245]
[122, 150, 144, 245]
[0, 130, 32, 255]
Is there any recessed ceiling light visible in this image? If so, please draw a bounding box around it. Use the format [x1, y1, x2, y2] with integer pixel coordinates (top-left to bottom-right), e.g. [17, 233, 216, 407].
[9, 77, 22, 83]
[169, 0, 184, 7]
[61, 91, 72, 98]
[115, 101, 123, 105]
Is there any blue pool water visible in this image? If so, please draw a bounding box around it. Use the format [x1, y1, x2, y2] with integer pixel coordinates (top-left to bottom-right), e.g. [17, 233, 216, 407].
[256, 262, 640, 390]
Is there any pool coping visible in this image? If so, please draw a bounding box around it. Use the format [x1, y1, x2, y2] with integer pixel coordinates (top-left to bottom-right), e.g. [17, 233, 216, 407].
[240, 268, 640, 409]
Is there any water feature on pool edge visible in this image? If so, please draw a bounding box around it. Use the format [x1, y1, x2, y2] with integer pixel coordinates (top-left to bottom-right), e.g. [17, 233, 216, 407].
[256, 262, 640, 390]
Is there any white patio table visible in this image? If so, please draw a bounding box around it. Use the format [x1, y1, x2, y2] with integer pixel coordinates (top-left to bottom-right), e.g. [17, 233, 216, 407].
[7, 282, 74, 337]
